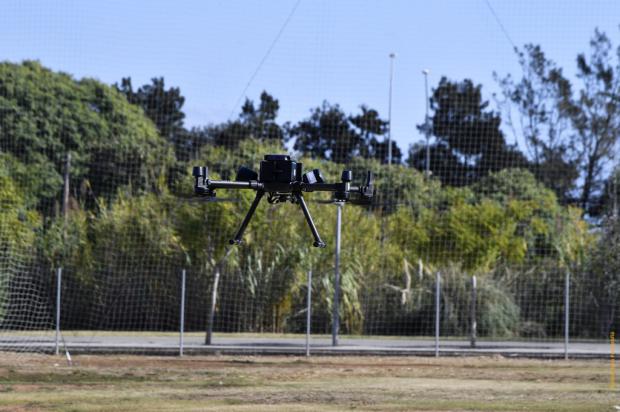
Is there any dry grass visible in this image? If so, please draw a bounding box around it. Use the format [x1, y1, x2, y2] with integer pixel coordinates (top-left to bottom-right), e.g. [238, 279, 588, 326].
[0, 354, 617, 411]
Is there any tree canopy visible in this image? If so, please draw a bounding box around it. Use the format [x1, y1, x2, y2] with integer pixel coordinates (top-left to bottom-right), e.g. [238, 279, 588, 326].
[0, 57, 613, 337]
[291, 102, 400, 164]
[497, 29, 620, 216]
[0, 61, 171, 211]
[409, 77, 528, 186]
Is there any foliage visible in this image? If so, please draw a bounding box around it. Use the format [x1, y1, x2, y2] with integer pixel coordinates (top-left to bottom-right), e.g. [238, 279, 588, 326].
[439, 266, 519, 337]
[115, 77, 185, 142]
[496, 44, 578, 203]
[0, 175, 41, 322]
[596, 166, 620, 218]
[0, 61, 611, 337]
[290, 102, 402, 164]
[205, 91, 287, 150]
[573, 216, 620, 337]
[0, 61, 172, 212]
[0, 175, 41, 255]
[409, 77, 528, 186]
[88, 193, 187, 330]
[571, 29, 620, 214]
[497, 29, 620, 216]
[291, 101, 361, 163]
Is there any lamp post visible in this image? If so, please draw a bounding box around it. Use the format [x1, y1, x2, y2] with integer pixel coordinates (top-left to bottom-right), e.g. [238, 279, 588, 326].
[422, 69, 431, 177]
[332, 202, 343, 346]
[387, 53, 396, 165]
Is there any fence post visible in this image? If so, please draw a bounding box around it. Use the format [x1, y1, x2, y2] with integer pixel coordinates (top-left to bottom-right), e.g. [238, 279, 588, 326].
[332, 203, 342, 347]
[206, 266, 220, 345]
[205, 248, 233, 345]
[564, 269, 570, 360]
[435, 271, 440, 357]
[179, 269, 186, 356]
[470, 275, 477, 348]
[306, 269, 312, 357]
[55, 267, 62, 356]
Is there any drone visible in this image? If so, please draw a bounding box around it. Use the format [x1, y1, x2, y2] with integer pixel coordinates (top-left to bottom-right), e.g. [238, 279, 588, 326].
[193, 154, 374, 248]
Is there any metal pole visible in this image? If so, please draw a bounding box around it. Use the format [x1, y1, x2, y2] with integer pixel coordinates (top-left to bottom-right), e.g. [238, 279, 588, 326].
[332, 203, 343, 346]
[306, 269, 312, 357]
[387, 53, 396, 165]
[63, 153, 71, 220]
[613, 171, 618, 220]
[55, 267, 62, 356]
[470, 275, 477, 348]
[611, 331, 616, 390]
[435, 271, 440, 357]
[422, 69, 431, 177]
[58, 155, 69, 358]
[564, 269, 570, 360]
[180, 269, 186, 356]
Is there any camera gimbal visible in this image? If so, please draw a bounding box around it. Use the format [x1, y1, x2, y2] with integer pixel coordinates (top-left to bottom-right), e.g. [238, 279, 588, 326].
[193, 154, 374, 248]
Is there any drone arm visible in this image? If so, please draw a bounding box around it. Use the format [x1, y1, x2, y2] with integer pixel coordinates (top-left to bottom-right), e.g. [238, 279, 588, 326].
[294, 193, 326, 248]
[229, 190, 265, 245]
[301, 182, 349, 193]
[208, 180, 264, 190]
[302, 170, 373, 201]
[194, 179, 264, 198]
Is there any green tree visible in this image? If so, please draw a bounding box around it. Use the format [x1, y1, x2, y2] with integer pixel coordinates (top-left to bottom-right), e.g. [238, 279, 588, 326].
[570, 29, 620, 214]
[349, 105, 401, 163]
[116, 77, 185, 141]
[0, 61, 171, 212]
[207, 91, 286, 150]
[0, 175, 41, 324]
[583, 215, 620, 336]
[497, 29, 620, 215]
[496, 44, 578, 203]
[290, 101, 362, 163]
[89, 192, 187, 330]
[115, 76, 195, 167]
[240, 91, 284, 142]
[595, 166, 620, 218]
[350, 105, 387, 156]
[409, 78, 528, 186]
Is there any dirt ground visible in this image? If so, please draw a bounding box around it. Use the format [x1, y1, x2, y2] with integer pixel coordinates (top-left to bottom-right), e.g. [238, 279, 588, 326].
[0, 354, 617, 411]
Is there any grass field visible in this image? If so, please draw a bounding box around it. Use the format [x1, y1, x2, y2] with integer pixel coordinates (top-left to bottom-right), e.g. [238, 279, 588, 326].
[0, 354, 617, 411]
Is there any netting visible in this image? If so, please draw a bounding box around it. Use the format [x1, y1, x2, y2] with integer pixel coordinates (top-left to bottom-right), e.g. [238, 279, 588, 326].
[0, 2, 619, 356]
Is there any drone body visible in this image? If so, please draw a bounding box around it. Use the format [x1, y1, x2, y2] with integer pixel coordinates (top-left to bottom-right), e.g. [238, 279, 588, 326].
[193, 154, 374, 248]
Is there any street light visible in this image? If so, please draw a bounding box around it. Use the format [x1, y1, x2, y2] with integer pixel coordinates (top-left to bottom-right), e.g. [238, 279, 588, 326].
[422, 69, 431, 177]
[387, 53, 396, 165]
[332, 201, 343, 346]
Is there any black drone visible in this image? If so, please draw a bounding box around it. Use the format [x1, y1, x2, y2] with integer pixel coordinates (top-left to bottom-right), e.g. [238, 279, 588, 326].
[193, 154, 374, 248]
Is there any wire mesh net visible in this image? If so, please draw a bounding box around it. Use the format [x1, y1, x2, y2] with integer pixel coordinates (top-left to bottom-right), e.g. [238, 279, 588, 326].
[0, 1, 619, 355]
